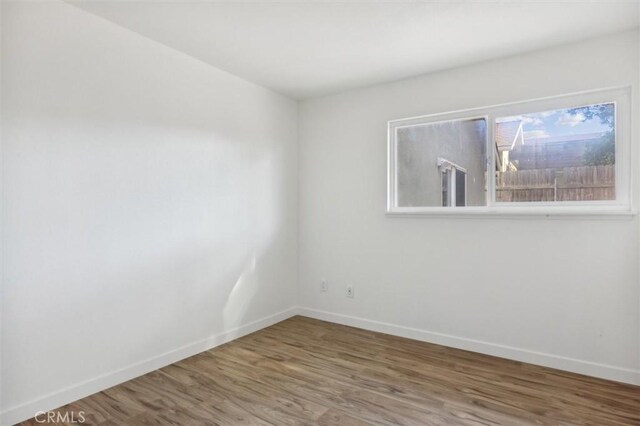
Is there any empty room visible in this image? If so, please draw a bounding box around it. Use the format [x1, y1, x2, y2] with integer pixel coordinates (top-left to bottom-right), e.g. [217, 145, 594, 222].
[1, 0, 640, 424]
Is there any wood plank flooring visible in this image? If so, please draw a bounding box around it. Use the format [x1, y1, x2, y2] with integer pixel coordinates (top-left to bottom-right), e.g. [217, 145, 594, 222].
[20, 316, 640, 425]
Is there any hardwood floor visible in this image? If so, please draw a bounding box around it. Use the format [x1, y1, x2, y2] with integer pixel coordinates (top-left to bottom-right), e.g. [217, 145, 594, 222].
[20, 316, 640, 425]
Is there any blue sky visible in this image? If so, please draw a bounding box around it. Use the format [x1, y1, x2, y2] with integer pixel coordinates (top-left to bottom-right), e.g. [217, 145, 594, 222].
[503, 103, 614, 141]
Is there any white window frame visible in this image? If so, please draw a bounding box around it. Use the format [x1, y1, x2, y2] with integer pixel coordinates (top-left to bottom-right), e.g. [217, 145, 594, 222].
[387, 86, 634, 217]
[438, 158, 467, 207]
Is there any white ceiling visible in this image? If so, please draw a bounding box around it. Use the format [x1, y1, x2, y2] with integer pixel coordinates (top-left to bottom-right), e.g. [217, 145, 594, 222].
[71, 1, 640, 100]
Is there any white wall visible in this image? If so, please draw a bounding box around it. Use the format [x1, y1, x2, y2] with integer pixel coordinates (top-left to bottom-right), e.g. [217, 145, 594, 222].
[298, 30, 640, 384]
[1, 1, 298, 423]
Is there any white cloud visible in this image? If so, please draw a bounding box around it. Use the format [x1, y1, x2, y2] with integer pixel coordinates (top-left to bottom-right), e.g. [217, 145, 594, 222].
[524, 130, 549, 140]
[521, 116, 543, 126]
[538, 110, 556, 118]
[555, 112, 586, 127]
[495, 115, 520, 123]
[497, 115, 543, 126]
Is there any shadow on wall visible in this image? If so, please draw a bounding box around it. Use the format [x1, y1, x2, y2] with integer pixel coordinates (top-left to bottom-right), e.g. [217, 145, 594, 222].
[2, 118, 293, 415]
[2, 0, 297, 417]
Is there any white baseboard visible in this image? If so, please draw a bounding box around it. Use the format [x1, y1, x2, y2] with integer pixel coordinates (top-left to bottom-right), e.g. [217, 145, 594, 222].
[297, 307, 640, 386]
[1, 307, 298, 426]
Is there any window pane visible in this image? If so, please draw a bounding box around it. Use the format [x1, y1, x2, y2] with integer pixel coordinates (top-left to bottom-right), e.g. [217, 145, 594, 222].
[396, 118, 487, 207]
[455, 169, 466, 207]
[441, 171, 450, 207]
[495, 103, 615, 203]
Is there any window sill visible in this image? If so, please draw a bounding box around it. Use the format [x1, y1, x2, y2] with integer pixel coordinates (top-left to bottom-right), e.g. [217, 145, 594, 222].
[386, 206, 636, 219]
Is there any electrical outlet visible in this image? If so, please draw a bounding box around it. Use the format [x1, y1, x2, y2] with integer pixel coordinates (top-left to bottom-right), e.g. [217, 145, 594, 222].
[346, 285, 354, 298]
[321, 279, 328, 292]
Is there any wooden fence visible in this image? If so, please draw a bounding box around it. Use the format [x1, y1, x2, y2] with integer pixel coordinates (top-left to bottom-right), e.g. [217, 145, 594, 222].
[495, 165, 615, 202]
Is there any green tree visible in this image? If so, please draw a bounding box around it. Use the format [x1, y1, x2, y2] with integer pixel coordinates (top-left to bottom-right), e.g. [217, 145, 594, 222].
[568, 104, 614, 166]
[583, 132, 614, 166]
[567, 103, 614, 127]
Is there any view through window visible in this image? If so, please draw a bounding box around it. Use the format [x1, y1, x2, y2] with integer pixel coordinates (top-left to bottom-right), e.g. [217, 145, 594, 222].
[495, 103, 615, 202]
[395, 117, 487, 207]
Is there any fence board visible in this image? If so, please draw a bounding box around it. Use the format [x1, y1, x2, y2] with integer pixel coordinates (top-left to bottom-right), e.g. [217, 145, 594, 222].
[496, 165, 614, 202]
